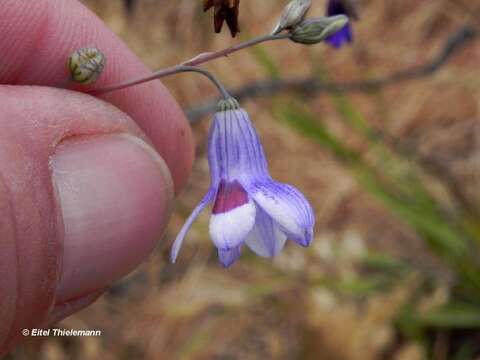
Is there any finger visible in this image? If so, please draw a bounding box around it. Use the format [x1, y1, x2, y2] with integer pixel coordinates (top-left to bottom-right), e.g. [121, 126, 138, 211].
[0, 86, 174, 356]
[0, 0, 194, 193]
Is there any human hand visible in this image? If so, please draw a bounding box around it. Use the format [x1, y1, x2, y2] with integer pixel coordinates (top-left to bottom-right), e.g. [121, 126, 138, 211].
[0, 0, 194, 355]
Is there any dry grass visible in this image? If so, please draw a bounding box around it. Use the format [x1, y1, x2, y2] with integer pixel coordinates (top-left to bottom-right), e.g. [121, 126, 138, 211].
[12, 1, 480, 359]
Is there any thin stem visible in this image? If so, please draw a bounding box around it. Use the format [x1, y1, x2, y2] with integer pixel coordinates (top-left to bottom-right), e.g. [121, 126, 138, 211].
[89, 64, 181, 95]
[180, 66, 231, 99]
[91, 65, 230, 99]
[182, 33, 290, 66]
[90, 33, 290, 96]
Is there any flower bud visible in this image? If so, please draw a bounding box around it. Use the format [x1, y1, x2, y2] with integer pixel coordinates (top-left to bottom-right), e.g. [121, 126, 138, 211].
[271, 0, 312, 35]
[290, 15, 349, 45]
[68, 47, 106, 85]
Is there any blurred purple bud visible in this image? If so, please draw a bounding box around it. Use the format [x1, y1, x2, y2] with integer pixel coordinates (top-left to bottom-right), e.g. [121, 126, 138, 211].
[325, 0, 360, 48]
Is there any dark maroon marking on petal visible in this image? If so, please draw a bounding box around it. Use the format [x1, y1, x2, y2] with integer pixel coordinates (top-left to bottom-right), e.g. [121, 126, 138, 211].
[212, 180, 249, 214]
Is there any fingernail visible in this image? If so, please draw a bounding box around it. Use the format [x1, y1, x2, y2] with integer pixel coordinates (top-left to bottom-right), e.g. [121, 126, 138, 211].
[51, 134, 173, 302]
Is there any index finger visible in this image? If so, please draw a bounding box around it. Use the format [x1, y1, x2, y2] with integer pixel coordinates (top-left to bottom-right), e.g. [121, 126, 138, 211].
[0, 0, 194, 192]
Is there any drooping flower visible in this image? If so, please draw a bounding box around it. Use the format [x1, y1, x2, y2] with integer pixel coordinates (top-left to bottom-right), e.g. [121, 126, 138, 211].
[325, 0, 359, 48]
[171, 98, 315, 267]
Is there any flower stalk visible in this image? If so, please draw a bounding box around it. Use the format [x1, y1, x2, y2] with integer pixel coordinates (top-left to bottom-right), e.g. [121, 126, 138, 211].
[89, 32, 289, 96]
[83, 5, 351, 96]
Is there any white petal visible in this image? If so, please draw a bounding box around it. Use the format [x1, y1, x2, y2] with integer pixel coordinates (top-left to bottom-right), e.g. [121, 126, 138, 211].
[170, 189, 215, 263]
[209, 201, 256, 250]
[249, 181, 314, 247]
[245, 208, 287, 257]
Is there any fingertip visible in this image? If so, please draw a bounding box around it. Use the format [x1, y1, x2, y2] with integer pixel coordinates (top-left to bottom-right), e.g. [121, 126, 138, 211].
[52, 134, 174, 302]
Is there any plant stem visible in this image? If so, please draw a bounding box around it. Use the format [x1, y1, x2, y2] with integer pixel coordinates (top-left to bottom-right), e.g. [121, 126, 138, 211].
[89, 33, 290, 96]
[181, 66, 231, 99]
[181, 33, 290, 66]
[91, 65, 230, 99]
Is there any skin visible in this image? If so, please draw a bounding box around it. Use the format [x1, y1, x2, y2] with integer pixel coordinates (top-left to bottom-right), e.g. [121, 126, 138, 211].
[0, 0, 194, 355]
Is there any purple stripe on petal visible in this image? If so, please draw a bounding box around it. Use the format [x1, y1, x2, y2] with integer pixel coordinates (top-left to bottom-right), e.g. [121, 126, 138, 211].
[211, 110, 230, 180]
[233, 109, 269, 178]
[207, 115, 222, 187]
[218, 245, 242, 267]
[229, 110, 242, 173]
[222, 111, 230, 177]
[209, 110, 232, 181]
[210, 108, 270, 184]
[233, 110, 259, 176]
[246, 110, 269, 176]
[212, 180, 249, 214]
[171, 188, 216, 263]
[249, 180, 315, 247]
[245, 207, 287, 257]
[225, 109, 233, 177]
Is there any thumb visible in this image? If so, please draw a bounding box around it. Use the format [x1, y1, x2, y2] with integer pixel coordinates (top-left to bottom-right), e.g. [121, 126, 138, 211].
[0, 86, 173, 355]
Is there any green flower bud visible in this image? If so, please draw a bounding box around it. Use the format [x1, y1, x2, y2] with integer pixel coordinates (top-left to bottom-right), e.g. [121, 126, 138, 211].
[68, 47, 106, 85]
[290, 15, 349, 45]
[271, 0, 312, 35]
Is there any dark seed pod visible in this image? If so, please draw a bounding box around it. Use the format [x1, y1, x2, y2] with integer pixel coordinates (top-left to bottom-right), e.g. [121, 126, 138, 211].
[68, 47, 106, 85]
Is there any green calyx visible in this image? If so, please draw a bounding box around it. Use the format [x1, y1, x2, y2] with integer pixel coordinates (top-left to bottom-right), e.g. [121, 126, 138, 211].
[216, 97, 240, 112]
[290, 15, 349, 45]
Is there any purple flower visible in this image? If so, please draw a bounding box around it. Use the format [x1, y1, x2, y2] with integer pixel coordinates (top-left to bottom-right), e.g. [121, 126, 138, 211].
[326, 0, 357, 48]
[171, 98, 315, 267]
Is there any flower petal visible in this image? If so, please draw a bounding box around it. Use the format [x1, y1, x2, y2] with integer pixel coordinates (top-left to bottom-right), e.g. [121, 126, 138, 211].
[170, 189, 215, 263]
[245, 207, 287, 257]
[249, 180, 315, 247]
[210, 180, 256, 250]
[210, 200, 256, 250]
[326, 24, 352, 48]
[326, 0, 355, 48]
[208, 108, 269, 185]
[218, 245, 242, 267]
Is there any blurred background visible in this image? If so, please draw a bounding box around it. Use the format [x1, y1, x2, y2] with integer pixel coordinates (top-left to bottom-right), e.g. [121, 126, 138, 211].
[12, 0, 480, 359]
